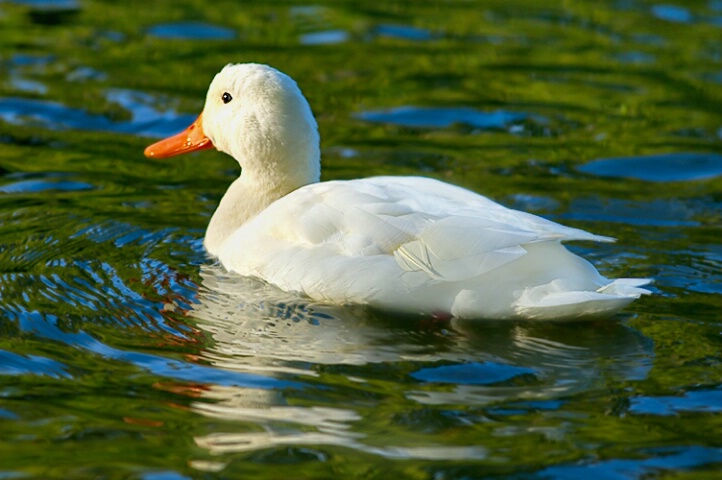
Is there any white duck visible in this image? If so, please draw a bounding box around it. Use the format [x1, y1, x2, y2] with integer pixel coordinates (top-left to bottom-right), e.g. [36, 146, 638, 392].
[145, 63, 650, 320]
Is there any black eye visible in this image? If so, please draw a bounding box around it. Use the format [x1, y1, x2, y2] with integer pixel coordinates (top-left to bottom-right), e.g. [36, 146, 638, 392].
[222, 92, 233, 104]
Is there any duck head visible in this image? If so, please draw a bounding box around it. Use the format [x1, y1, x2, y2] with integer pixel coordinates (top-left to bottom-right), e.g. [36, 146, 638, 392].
[145, 63, 321, 191]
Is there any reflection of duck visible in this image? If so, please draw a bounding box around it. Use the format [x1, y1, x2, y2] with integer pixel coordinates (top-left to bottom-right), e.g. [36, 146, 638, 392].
[145, 63, 650, 320]
[192, 264, 468, 368]
[184, 266, 653, 460]
[191, 264, 653, 383]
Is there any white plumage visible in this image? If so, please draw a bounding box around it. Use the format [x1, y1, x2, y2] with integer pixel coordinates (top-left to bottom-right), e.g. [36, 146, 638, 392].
[145, 63, 651, 320]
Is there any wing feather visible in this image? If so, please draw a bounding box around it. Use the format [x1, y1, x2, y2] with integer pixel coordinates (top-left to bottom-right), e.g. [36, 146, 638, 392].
[220, 176, 614, 294]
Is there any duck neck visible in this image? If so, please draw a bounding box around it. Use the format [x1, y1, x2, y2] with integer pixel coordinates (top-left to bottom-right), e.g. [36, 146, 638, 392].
[203, 157, 320, 258]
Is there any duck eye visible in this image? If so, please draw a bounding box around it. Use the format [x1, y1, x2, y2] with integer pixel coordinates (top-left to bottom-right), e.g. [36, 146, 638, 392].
[221, 92, 233, 104]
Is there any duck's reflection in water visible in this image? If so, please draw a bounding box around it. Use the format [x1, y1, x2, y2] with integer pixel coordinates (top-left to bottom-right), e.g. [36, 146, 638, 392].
[184, 264, 652, 462]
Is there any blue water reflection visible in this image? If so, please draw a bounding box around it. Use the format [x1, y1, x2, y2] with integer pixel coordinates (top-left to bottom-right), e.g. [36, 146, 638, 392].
[411, 362, 536, 385]
[0, 174, 94, 194]
[0, 94, 196, 138]
[0, 349, 71, 378]
[651, 4, 693, 23]
[374, 24, 434, 41]
[147, 22, 236, 40]
[358, 106, 543, 131]
[9, 77, 48, 95]
[630, 388, 722, 415]
[13, 309, 301, 389]
[560, 197, 709, 227]
[527, 446, 722, 479]
[578, 153, 722, 182]
[5, 0, 79, 9]
[300, 30, 350, 45]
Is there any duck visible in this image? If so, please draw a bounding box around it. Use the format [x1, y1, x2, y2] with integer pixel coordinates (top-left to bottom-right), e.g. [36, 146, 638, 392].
[144, 63, 651, 320]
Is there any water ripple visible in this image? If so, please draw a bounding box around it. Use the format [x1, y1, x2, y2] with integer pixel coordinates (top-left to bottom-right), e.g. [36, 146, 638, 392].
[188, 265, 654, 414]
[10, 309, 300, 390]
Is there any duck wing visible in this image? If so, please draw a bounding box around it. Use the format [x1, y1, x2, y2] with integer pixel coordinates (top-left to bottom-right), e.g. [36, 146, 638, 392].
[219, 176, 612, 289]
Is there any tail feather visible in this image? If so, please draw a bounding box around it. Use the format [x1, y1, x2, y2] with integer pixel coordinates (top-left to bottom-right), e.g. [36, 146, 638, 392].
[514, 278, 652, 320]
[597, 278, 653, 297]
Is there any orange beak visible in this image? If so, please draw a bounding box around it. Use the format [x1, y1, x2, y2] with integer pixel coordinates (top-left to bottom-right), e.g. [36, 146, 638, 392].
[144, 112, 214, 159]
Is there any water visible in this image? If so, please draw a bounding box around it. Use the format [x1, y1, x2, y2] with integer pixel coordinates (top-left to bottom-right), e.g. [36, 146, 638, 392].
[1, 0, 721, 478]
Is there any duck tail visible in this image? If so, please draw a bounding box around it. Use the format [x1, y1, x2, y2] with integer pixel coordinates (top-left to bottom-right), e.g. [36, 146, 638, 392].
[597, 278, 653, 297]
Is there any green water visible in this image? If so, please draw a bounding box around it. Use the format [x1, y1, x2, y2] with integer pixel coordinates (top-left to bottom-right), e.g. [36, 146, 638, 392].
[1, 0, 722, 478]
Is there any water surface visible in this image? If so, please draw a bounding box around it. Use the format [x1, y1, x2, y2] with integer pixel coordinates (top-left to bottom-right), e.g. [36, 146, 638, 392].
[1, 0, 721, 478]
